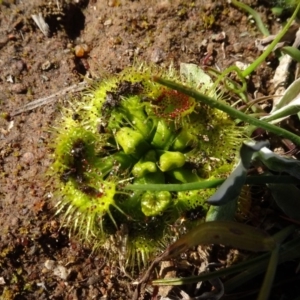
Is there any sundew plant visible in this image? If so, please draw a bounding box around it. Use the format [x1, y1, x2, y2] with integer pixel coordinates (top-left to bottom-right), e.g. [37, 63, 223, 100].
[50, 63, 243, 266]
[45, 1, 300, 298]
[49, 0, 300, 281]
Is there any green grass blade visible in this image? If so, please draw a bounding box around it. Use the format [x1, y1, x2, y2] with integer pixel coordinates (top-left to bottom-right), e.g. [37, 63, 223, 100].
[257, 245, 280, 300]
[230, 0, 270, 36]
[241, 1, 300, 77]
[262, 104, 300, 123]
[282, 46, 300, 62]
[257, 225, 295, 300]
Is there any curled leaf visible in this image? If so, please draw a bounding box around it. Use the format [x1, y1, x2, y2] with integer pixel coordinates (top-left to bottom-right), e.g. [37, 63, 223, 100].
[207, 140, 268, 205]
[141, 191, 171, 216]
[115, 127, 149, 157]
[255, 147, 300, 179]
[159, 151, 185, 172]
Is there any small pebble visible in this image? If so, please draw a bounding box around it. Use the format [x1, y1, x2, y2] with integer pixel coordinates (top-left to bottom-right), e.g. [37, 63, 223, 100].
[44, 259, 56, 270]
[16, 60, 26, 72]
[22, 152, 35, 164]
[86, 275, 101, 285]
[108, 0, 119, 7]
[10, 60, 26, 76]
[53, 265, 69, 280]
[104, 19, 112, 26]
[74, 44, 89, 57]
[41, 60, 52, 71]
[150, 48, 165, 63]
[211, 31, 226, 42]
[9, 83, 27, 94]
[10, 217, 20, 226]
[41, 75, 49, 82]
[6, 75, 14, 83]
[201, 40, 208, 48]
[0, 36, 8, 49]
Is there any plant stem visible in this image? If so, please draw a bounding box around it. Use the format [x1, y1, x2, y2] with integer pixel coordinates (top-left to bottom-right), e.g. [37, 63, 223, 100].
[153, 77, 300, 146]
[125, 175, 300, 192]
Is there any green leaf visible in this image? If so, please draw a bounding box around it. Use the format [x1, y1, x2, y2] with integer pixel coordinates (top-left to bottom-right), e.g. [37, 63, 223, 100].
[255, 147, 300, 179]
[166, 220, 275, 258]
[206, 200, 237, 221]
[257, 244, 280, 300]
[230, 0, 270, 36]
[180, 63, 213, 88]
[159, 151, 185, 172]
[282, 46, 300, 63]
[115, 127, 149, 157]
[261, 77, 300, 124]
[271, 7, 284, 16]
[268, 184, 300, 221]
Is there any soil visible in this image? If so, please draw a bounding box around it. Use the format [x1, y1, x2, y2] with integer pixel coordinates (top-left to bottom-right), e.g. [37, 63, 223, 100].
[0, 1, 295, 299]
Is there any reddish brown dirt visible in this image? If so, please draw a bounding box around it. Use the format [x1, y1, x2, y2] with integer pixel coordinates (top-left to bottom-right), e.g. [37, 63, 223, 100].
[0, 1, 293, 299]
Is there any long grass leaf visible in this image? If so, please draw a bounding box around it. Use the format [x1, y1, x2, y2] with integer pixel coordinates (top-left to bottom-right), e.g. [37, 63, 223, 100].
[153, 77, 300, 146]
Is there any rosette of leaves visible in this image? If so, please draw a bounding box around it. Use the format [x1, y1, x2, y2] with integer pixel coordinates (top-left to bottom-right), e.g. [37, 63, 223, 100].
[50, 64, 243, 266]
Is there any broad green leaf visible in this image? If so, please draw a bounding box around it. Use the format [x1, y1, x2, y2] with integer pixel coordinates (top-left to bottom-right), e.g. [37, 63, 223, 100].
[206, 199, 237, 221]
[166, 220, 275, 258]
[268, 184, 300, 221]
[180, 63, 213, 88]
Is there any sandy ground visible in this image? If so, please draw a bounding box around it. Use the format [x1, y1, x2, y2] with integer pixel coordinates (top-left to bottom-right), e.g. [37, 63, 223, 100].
[0, 1, 291, 299]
